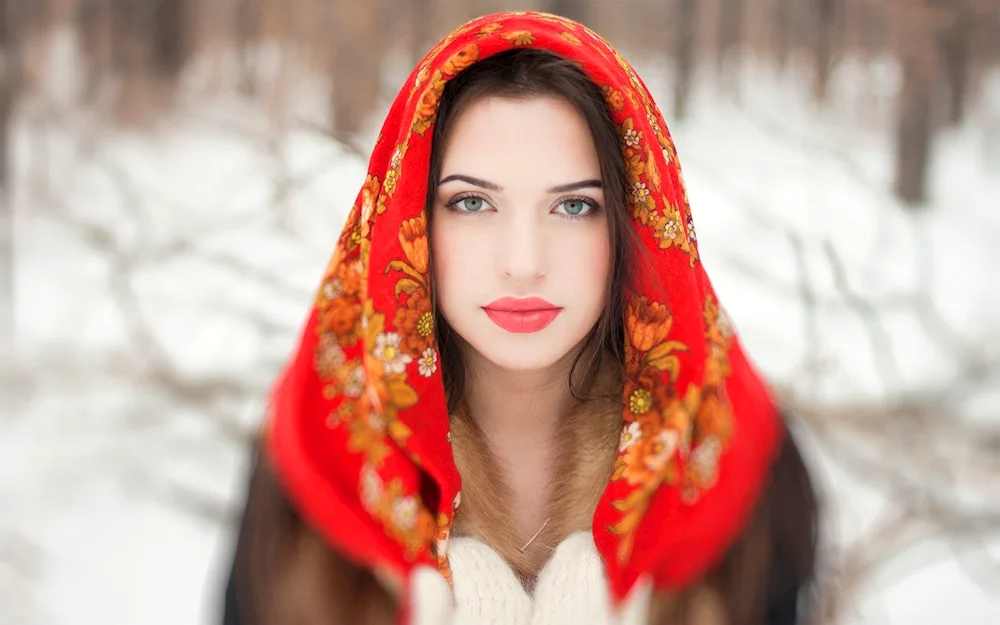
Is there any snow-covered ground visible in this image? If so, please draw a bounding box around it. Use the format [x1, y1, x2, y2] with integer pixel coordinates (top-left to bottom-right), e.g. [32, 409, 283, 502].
[3, 45, 998, 625]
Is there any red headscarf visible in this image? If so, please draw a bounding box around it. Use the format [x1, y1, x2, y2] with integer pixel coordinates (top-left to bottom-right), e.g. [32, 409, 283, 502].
[266, 9, 782, 610]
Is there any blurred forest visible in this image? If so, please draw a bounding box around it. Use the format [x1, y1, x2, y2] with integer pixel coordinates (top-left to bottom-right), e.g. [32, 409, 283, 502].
[2, 0, 998, 204]
[1, 2, 999, 624]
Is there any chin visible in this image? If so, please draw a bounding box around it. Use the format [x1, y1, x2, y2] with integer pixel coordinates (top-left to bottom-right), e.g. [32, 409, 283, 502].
[475, 345, 568, 372]
[464, 323, 585, 373]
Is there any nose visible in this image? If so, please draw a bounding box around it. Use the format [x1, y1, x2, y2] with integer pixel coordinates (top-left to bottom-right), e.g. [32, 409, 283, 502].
[497, 210, 546, 282]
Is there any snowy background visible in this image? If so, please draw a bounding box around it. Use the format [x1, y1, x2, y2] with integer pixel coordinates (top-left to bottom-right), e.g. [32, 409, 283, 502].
[3, 25, 1000, 625]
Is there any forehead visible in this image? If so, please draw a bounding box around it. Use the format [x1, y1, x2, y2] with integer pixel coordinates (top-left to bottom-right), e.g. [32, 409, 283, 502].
[439, 96, 602, 186]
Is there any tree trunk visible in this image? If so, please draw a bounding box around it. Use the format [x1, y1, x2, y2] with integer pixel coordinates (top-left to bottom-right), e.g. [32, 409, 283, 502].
[773, 0, 795, 68]
[236, 0, 259, 97]
[0, 0, 18, 355]
[894, 55, 935, 206]
[673, 0, 698, 120]
[408, 0, 436, 65]
[938, 7, 973, 126]
[148, 0, 188, 79]
[717, 0, 744, 85]
[330, 1, 383, 143]
[813, 0, 839, 102]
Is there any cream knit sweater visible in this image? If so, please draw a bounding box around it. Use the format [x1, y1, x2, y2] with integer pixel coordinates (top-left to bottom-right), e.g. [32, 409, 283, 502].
[409, 531, 652, 625]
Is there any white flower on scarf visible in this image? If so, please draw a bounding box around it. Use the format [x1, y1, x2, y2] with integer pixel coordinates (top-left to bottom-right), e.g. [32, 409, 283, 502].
[436, 531, 450, 559]
[315, 334, 346, 377]
[631, 182, 650, 205]
[619, 422, 642, 452]
[343, 365, 365, 397]
[374, 332, 412, 374]
[392, 496, 419, 531]
[686, 219, 697, 242]
[718, 306, 735, 339]
[643, 428, 680, 473]
[322, 279, 342, 300]
[361, 192, 376, 226]
[690, 435, 723, 482]
[663, 219, 678, 241]
[366, 410, 386, 430]
[418, 347, 438, 377]
[361, 465, 383, 511]
[623, 128, 641, 147]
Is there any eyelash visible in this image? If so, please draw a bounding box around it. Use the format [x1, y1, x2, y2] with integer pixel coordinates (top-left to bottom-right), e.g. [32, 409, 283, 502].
[444, 193, 602, 221]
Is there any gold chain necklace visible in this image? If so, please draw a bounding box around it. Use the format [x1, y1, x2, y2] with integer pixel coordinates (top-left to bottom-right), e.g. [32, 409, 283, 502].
[518, 517, 552, 552]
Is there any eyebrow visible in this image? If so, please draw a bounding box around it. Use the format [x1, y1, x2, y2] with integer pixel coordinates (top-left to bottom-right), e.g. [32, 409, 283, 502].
[438, 174, 603, 194]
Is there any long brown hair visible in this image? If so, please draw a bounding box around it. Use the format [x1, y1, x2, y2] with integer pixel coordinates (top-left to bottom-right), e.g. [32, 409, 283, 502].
[425, 48, 643, 414]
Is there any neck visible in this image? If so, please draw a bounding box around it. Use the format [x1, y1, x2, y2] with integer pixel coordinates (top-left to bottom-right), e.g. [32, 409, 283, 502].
[461, 344, 581, 446]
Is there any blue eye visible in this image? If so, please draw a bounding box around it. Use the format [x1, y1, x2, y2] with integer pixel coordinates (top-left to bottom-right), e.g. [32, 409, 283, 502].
[553, 198, 598, 218]
[448, 195, 492, 213]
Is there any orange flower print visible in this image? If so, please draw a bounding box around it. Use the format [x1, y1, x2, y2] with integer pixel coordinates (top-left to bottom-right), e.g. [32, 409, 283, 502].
[536, 13, 580, 30]
[618, 437, 653, 486]
[624, 151, 646, 180]
[413, 71, 446, 136]
[502, 31, 534, 46]
[392, 287, 434, 355]
[477, 23, 502, 38]
[693, 384, 733, 441]
[325, 259, 362, 299]
[361, 174, 380, 225]
[617, 426, 681, 488]
[442, 44, 479, 75]
[628, 386, 653, 416]
[325, 297, 360, 340]
[399, 215, 429, 274]
[623, 371, 675, 430]
[626, 296, 671, 352]
[643, 428, 680, 475]
[601, 86, 624, 111]
[558, 32, 583, 45]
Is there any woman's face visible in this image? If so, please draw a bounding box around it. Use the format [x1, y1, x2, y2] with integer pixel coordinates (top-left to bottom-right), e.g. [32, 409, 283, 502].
[431, 95, 612, 372]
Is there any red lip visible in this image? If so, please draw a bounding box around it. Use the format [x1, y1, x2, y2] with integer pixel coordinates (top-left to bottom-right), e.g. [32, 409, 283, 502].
[482, 297, 562, 334]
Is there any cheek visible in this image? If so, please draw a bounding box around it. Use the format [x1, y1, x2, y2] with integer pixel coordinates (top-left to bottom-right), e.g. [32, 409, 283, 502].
[554, 226, 612, 300]
[431, 219, 481, 307]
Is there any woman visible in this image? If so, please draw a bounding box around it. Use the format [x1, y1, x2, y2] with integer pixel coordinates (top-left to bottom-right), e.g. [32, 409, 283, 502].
[222, 11, 820, 625]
